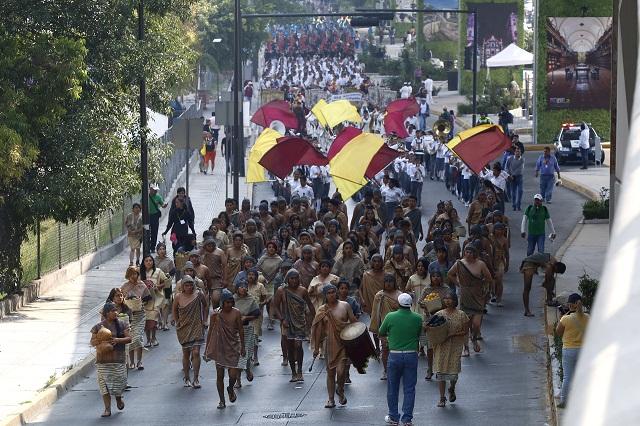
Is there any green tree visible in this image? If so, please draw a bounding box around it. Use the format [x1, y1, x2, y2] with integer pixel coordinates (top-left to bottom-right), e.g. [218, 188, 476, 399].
[0, 0, 198, 294]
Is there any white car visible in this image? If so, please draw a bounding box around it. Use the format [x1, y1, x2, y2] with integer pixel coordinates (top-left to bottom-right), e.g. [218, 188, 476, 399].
[554, 123, 605, 165]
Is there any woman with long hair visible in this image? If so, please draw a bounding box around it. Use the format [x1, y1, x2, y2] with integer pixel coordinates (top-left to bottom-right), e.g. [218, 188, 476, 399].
[154, 242, 176, 330]
[140, 255, 170, 348]
[120, 266, 151, 370]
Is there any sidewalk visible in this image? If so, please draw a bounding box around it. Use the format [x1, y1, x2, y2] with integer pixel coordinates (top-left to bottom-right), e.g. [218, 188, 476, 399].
[545, 221, 609, 426]
[0, 148, 247, 424]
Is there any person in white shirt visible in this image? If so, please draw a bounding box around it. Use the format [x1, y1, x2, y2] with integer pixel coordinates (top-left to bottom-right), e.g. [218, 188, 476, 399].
[480, 162, 510, 211]
[578, 122, 590, 170]
[425, 131, 437, 179]
[422, 75, 434, 104]
[460, 164, 474, 206]
[411, 131, 426, 164]
[435, 142, 447, 181]
[292, 175, 314, 200]
[409, 157, 425, 207]
[399, 82, 412, 99]
[381, 177, 404, 226]
[417, 98, 430, 131]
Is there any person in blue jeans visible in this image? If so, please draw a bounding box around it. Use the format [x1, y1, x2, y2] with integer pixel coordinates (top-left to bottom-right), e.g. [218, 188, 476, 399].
[535, 147, 561, 203]
[521, 194, 556, 256]
[507, 146, 525, 210]
[378, 293, 423, 426]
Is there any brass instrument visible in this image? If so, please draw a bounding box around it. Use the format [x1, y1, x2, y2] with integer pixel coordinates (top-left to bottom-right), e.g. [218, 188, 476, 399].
[433, 119, 451, 142]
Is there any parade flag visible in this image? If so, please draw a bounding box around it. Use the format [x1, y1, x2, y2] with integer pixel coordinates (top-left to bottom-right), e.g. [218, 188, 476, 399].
[446, 124, 512, 174]
[383, 111, 409, 138]
[328, 128, 392, 199]
[386, 98, 420, 116]
[320, 100, 362, 128]
[251, 100, 298, 129]
[383, 98, 420, 138]
[311, 99, 329, 127]
[259, 136, 329, 180]
[247, 128, 282, 183]
[365, 144, 401, 179]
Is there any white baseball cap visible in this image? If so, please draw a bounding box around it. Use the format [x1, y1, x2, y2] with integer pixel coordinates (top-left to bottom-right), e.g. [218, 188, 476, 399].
[398, 293, 413, 308]
[533, 193, 543, 200]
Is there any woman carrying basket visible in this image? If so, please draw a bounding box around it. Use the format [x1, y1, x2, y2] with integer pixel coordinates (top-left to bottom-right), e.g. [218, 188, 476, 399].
[430, 291, 469, 408]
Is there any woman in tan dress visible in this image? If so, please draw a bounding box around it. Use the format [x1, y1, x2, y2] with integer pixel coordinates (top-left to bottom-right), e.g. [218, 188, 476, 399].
[140, 255, 170, 347]
[120, 266, 151, 370]
[225, 232, 250, 287]
[432, 291, 469, 407]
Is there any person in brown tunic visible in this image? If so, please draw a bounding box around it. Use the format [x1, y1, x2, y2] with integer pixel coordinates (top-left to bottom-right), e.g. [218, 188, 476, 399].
[447, 245, 492, 355]
[172, 275, 207, 388]
[225, 232, 250, 288]
[90, 302, 132, 417]
[489, 222, 509, 307]
[369, 273, 401, 380]
[312, 284, 357, 408]
[293, 245, 319, 289]
[243, 219, 265, 259]
[200, 237, 227, 308]
[205, 289, 245, 409]
[360, 254, 385, 316]
[384, 245, 414, 292]
[272, 269, 316, 382]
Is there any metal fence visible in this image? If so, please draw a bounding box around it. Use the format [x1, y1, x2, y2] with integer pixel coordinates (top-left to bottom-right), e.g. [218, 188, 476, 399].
[19, 137, 188, 285]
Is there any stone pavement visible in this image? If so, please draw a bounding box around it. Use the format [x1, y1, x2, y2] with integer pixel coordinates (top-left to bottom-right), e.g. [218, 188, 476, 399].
[0, 146, 245, 424]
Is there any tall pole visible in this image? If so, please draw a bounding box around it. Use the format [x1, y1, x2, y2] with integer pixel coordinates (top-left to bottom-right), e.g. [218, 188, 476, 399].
[416, 0, 425, 61]
[138, 0, 150, 256]
[233, 0, 242, 203]
[472, 10, 478, 126]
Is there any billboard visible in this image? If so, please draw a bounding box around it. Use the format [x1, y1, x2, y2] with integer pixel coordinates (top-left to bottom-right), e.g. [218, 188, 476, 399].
[545, 17, 612, 109]
[466, 2, 519, 67]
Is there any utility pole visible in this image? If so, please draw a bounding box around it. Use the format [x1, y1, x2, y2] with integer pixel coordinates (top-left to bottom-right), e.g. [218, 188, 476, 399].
[472, 10, 478, 126]
[138, 0, 150, 256]
[232, 0, 242, 204]
[416, 0, 425, 61]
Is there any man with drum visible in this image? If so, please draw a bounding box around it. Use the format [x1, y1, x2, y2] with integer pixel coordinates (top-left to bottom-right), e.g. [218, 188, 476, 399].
[311, 284, 358, 408]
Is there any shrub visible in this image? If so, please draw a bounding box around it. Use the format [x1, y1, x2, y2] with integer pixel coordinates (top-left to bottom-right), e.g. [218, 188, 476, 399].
[582, 187, 610, 220]
[578, 272, 599, 312]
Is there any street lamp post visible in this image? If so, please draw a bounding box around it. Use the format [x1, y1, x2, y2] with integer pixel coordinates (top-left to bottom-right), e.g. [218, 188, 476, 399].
[138, 0, 150, 257]
[233, 0, 242, 204]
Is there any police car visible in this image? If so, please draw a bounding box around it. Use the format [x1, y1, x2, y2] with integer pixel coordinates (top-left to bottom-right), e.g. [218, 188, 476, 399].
[554, 123, 605, 165]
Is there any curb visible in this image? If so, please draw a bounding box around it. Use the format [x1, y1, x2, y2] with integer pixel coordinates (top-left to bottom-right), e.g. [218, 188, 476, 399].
[0, 354, 96, 426]
[560, 176, 599, 201]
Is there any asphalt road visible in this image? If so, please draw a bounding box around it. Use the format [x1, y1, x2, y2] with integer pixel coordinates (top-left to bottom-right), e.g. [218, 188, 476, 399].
[31, 151, 584, 426]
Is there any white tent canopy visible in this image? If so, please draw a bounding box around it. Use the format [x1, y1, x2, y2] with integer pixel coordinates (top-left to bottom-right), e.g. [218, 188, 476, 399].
[486, 43, 533, 67]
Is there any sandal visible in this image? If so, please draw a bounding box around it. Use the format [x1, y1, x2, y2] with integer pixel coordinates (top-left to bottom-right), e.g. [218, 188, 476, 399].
[246, 370, 254, 382]
[234, 381, 242, 389]
[144, 342, 152, 348]
[448, 387, 457, 402]
[289, 374, 298, 382]
[152, 339, 159, 347]
[296, 373, 304, 382]
[425, 368, 433, 381]
[101, 410, 111, 417]
[192, 378, 201, 389]
[137, 362, 144, 371]
[183, 377, 192, 387]
[462, 348, 470, 357]
[227, 385, 237, 403]
[116, 398, 125, 410]
[337, 391, 347, 405]
[437, 397, 447, 408]
[324, 400, 336, 408]
[217, 401, 226, 409]
[473, 340, 481, 353]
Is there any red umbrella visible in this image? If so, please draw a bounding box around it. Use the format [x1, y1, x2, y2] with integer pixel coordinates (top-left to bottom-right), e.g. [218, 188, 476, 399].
[384, 111, 410, 138]
[259, 136, 328, 180]
[365, 144, 401, 179]
[251, 100, 298, 129]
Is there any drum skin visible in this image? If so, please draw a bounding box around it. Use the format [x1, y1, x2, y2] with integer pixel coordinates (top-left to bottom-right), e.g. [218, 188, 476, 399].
[340, 322, 376, 374]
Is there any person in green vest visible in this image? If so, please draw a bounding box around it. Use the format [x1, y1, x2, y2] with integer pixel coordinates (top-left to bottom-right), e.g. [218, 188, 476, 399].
[149, 184, 167, 252]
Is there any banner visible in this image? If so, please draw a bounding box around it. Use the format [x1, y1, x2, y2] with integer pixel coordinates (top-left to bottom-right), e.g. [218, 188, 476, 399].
[466, 2, 519, 68]
[329, 92, 364, 103]
[545, 17, 612, 109]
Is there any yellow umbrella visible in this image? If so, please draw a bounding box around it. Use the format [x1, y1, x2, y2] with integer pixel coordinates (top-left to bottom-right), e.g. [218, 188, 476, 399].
[321, 100, 362, 128]
[246, 128, 282, 183]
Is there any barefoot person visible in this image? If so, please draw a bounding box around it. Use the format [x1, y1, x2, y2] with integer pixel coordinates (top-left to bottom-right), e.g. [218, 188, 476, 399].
[447, 245, 492, 354]
[120, 266, 151, 370]
[369, 273, 402, 380]
[378, 293, 422, 426]
[311, 284, 357, 408]
[205, 289, 245, 409]
[520, 252, 566, 316]
[90, 302, 132, 417]
[233, 280, 261, 389]
[172, 275, 207, 389]
[431, 291, 469, 408]
[273, 269, 316, 382]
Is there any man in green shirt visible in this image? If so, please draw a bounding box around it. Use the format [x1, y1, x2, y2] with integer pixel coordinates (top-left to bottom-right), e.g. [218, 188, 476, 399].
[378, 293, 422, 426]
[521, 193, 556, 256]
[149, 184, 167, 252]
